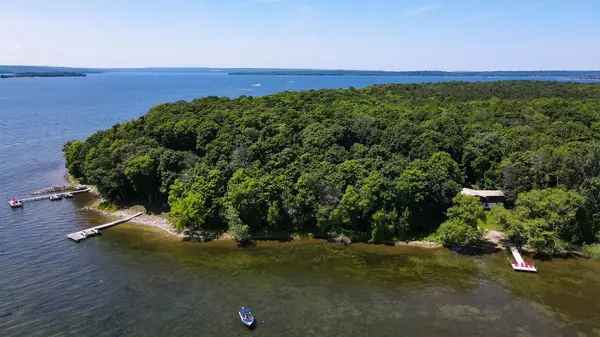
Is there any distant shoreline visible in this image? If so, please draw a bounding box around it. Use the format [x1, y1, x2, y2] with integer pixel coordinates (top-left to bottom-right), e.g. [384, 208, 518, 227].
[2, 65, 600, 79]
[228, 70, 600, 79]
[0, 72, 87, 79]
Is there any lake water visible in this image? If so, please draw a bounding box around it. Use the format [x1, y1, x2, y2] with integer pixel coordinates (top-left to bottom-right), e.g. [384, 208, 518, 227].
[1, 73, 600, 336]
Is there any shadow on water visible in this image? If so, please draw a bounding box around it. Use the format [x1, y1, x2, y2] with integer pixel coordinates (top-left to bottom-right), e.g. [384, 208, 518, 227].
[237, 241, 257, 248]
[447, 239, 503, 256]
[253, 236, 293, 242]
[534, 253, 555, 262]
[248, 318, 258, 331]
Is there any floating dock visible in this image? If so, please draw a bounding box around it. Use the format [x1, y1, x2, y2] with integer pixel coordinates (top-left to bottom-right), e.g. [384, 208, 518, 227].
[67, 212, 143, 242]
[508, 245, 537, 273]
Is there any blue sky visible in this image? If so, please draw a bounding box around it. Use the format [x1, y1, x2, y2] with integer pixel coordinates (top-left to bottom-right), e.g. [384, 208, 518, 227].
[1, 0, 599, 70]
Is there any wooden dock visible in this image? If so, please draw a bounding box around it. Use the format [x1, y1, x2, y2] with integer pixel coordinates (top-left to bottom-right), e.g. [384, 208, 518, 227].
[508, 244, 537, 272]
[67, 212, 143, 242]
[14, 189, 89, 204]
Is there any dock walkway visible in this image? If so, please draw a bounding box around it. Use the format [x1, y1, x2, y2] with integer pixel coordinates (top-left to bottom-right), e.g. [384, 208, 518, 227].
[508, 244, 537, 272]
[18, 189, 89, 203]
[67, 212, 143, 242]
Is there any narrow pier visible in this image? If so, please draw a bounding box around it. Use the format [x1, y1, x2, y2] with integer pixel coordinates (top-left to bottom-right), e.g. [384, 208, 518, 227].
[67, 212, 143, 242]
[17, 189, 89, 203]
[508, 244, 537, 273]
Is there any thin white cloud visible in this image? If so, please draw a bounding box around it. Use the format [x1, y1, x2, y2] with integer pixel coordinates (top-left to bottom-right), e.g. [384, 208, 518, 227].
[404, 2, 442, 15]
[299, 5, 314, 14]
[462, 12, 500, 22]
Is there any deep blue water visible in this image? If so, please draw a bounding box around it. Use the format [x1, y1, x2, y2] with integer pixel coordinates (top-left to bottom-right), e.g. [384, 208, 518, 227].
[1, 73, 600, 336]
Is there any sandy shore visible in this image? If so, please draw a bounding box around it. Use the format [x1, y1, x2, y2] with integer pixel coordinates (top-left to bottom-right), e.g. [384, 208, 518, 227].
[484, 230, 505, 244]
[65, 176, 184, 238]
[86, 203, 184, 238]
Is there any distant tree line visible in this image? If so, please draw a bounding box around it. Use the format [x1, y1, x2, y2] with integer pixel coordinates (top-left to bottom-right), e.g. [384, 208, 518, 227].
[63, 81, 600, 250]
[229, 70, 600, 79]
[0, 72, 86, 78]
[0, 65, 98, 73]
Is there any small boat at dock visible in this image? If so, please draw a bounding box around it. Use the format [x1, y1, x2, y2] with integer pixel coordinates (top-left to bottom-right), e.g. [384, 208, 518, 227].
[8, 198, 23, 208]
[50, 194, 63, 201]
[239, 307, 255, 327]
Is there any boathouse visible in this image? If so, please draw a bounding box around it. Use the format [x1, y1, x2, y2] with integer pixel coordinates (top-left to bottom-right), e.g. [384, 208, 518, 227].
[461, 188, 504, 210]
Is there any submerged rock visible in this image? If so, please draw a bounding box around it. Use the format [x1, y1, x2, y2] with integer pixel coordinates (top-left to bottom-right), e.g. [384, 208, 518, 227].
[329, 236, 352, 245]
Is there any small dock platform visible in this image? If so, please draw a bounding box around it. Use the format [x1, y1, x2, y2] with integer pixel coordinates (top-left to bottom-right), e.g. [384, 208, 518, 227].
[509, 245, 537, 273]
[67, 212, 143, 242]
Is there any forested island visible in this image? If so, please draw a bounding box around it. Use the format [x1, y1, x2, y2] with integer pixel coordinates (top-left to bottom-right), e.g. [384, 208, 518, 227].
[0, 72, 86, 78]
[63, 81, 600, 254]
[229, 70, 600, 79]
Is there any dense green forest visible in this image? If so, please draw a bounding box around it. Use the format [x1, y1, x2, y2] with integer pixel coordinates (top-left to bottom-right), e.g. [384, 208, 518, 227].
[64, 81, 600, 251]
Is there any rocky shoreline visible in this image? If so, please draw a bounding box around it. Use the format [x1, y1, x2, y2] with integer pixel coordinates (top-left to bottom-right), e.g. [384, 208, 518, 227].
[32, 184, 88, 195]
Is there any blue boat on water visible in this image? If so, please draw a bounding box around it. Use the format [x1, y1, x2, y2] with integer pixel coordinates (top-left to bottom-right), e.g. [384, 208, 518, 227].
[239, 307, 255, 327]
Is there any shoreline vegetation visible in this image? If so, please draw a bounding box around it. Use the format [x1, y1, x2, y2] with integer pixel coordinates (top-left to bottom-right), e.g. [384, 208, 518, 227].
[55, 182, 593, 256]
[84, 189, 445, 248]
[77, 187, 447, 248]
[58, 178, 591, 256]
[74, 187, 596, 256]
[64, 171, 457, 250]
[63, 175, 444, 247]
[62, 81, 600, 257]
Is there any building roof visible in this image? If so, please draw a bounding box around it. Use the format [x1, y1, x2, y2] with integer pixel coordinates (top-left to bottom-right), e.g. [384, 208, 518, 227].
[461, 188, 504, 198]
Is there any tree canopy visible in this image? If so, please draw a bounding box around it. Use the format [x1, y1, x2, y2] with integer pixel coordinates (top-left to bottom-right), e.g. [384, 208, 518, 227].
[63, 81, 600, 245]
[437, 194, 485, 247]
[489, 189, 586, 252]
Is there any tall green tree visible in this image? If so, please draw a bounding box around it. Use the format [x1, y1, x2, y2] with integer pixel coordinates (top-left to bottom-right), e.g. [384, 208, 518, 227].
[437, 194, 485, 247]
[124, 155, 159, 202]
[514, 188, 585, 251]
[169, 192, 209, 232]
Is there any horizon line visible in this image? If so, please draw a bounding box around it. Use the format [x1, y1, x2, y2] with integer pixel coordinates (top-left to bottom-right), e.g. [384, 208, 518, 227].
[2, 64, 600, 72]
